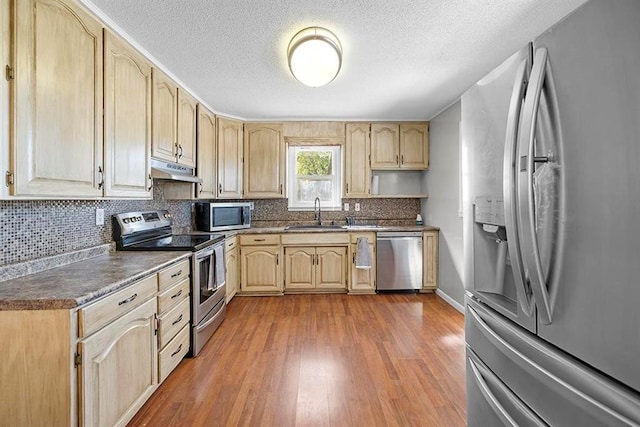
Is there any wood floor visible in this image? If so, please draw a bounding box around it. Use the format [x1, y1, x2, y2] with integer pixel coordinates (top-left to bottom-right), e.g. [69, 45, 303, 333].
[129, 293, 466, 426]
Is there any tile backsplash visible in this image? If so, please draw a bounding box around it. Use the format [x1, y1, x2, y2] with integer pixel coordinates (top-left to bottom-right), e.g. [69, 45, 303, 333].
[0, 186, 420, 266]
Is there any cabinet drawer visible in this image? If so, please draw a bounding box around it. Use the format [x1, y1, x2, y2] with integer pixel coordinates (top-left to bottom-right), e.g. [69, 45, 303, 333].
[158, 297, 190, 349]
[159, 324, 190, 383]
[349, 232, 376, 244]
[158, 259, 190, 292]
[282, 233, 349, 246]
[157, 277, 190, 314]
[78, 274, 157, 337]
[240, 234, 280, 246]
[225, 236, 238, 251]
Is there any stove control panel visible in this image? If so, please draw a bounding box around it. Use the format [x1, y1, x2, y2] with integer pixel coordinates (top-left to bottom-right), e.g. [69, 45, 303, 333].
[113, 210, 173, 236]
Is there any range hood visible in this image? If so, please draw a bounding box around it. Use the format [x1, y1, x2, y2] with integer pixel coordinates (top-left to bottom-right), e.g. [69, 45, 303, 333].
[150, 158, 202, 184]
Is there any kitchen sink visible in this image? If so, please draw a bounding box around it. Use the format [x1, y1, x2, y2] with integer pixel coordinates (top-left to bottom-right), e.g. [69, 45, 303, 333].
[346, 225, 381, 229]
[284, 224, 347, 230]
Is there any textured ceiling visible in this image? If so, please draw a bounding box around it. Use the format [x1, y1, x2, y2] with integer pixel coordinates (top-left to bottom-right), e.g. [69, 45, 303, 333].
[85, 0, 589, 121]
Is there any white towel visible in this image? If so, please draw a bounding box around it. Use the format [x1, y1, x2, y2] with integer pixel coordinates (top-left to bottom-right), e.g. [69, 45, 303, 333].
[355, 237, 372, 269]
[214, 244, 226, 288]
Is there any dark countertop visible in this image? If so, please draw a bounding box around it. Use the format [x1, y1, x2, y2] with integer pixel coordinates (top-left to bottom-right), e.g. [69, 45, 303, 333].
[0, 251, 191, 311]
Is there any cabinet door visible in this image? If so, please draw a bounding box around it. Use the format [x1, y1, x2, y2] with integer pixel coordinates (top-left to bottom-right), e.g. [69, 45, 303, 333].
[104, 31, 152, 198]
[79, 299, 157, 427]
[284, 247, 315, 290]
[225, 246, 239, 302]
[13, 0, 103, 197]
[349, 242, 376, 293]
[316, 247, 347, 290]
[422, 231, 439, 291]
[176, 89, 197, 167]
[196, 105, 216, 198]
[152, 69, 178, 162]
[400, 124, 429, 169]
[370, 123, 400, 169]
[217, 117, 243, 198]
[240, 246, 282, 293]
[243, 123, 284, 198]
[345, 123, 371, 197]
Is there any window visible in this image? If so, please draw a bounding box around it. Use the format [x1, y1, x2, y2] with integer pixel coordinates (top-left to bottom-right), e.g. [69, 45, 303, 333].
[287, 146, 342, 210]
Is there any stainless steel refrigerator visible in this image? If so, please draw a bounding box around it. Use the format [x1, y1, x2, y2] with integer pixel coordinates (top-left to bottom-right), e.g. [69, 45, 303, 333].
[462, 0, 640, 424]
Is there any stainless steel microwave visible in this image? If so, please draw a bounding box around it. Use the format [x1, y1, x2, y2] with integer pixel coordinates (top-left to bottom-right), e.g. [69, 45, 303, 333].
[194, 202, 252, 232]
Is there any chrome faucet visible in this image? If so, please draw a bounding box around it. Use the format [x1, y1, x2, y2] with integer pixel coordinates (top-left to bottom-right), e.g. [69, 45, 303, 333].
[314, 197, 321, 225]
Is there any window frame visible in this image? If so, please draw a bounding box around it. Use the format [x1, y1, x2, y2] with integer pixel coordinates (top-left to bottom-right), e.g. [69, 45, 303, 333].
[287, 145, 343, 211]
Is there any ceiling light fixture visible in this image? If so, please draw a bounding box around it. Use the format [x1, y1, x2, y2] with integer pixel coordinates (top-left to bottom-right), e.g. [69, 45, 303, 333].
[287, 27, 342, 87]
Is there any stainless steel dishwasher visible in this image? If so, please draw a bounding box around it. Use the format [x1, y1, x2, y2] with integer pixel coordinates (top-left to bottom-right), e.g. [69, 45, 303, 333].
[376, 231, 423, 291]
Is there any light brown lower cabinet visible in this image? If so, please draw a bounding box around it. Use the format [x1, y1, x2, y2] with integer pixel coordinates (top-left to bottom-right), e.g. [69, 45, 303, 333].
[284, 246, 347, 292]
[225, 236, 239, 302]
[239, 234, 283, 294]
[348, 232, 377, 294]
[421, 230, 439, 292]
[0, 257, 191, 427]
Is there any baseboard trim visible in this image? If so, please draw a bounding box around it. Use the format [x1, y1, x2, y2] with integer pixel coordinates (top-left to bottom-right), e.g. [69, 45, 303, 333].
[436, 289, 465, 314]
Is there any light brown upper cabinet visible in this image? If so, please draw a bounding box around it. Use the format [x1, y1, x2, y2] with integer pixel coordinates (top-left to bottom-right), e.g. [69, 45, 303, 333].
[196, 105, 217, 199]
[217, 117, 243, 199]
[370, 123, 429, 170]
[243, 123, 285, 198]
[176, 90, 197, 167]
[104, 31, 152, 199]
[345, 123, 371, 197]
[152, 69, 196, 167]
[399, 123, 429, 169]
[11, 0, 103, 197]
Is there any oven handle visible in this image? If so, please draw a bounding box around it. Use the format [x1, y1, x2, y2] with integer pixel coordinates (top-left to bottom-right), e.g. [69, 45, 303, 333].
[196, 247, 215, 259]
[198, 297, 225, 329]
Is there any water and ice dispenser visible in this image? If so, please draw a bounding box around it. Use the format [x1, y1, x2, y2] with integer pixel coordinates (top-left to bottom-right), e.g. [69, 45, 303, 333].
[473, 196, 518, 311]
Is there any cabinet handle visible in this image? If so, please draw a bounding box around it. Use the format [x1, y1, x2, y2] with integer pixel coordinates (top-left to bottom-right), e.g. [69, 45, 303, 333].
[312, 254, 315, 265]
[276, 254, 279, 265]
[219, 183, 222, 194]
[178, 144, 184, 159]
[170, 289, 183, 299]
[228, 242, 234, 248]
[352, 253, 355, 264]
[171, 270, 183, 278]
[254, 238, 266, 242]
[346, 183, 349, 193]
[395, 154, 399, 164]
[199, 182, 203, 194]
[315, 254, 319, 265]
[280, 184, 283, 194]
[174, 142, 179, 157]
[118, 293, 137, 306]
[97, 166, 104, 190]
[171, 314, 184, 326]
[148, 174, 153, 191]
[171, 344, 183, 357]
[401, 154, 404, 165]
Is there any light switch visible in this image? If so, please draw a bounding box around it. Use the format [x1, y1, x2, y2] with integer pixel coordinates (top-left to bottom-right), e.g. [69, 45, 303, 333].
[96, 208, 105, 226]
[344, 203, 349, 211]
[355, 203, 360, 211]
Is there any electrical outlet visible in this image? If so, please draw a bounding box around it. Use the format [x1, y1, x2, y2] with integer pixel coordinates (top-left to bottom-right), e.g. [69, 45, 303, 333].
[95, 208, 105, 226]
[343, 202, 349, 211]
[355, 203, 360, 211]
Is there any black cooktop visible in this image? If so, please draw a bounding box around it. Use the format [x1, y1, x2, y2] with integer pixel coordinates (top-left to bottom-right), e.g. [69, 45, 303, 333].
[122, 233, 224, 252]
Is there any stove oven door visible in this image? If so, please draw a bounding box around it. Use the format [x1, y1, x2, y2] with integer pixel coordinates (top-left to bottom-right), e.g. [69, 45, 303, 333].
[193, 244, 225, 324]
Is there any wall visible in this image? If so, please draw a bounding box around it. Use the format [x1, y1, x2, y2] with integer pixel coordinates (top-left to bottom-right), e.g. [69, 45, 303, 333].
[422, 101, 465, 310]
[0, 184, 192, 266]
[0, 188, 419, 266]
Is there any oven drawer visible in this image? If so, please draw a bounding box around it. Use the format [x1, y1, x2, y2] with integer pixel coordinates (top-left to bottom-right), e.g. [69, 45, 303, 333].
[158, 259, 190, 292]
[159, 323, 190, 383]
[157, 277, 190, 314]
[158, 297, 190, 349]
[78, 274, 157, 337]
[239, 234, 280, 246]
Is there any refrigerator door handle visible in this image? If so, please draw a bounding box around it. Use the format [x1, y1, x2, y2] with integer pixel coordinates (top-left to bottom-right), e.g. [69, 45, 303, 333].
[503, 58, 535, 316]
[467, 351, 546, 427]
[517, 47, 554, 324]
